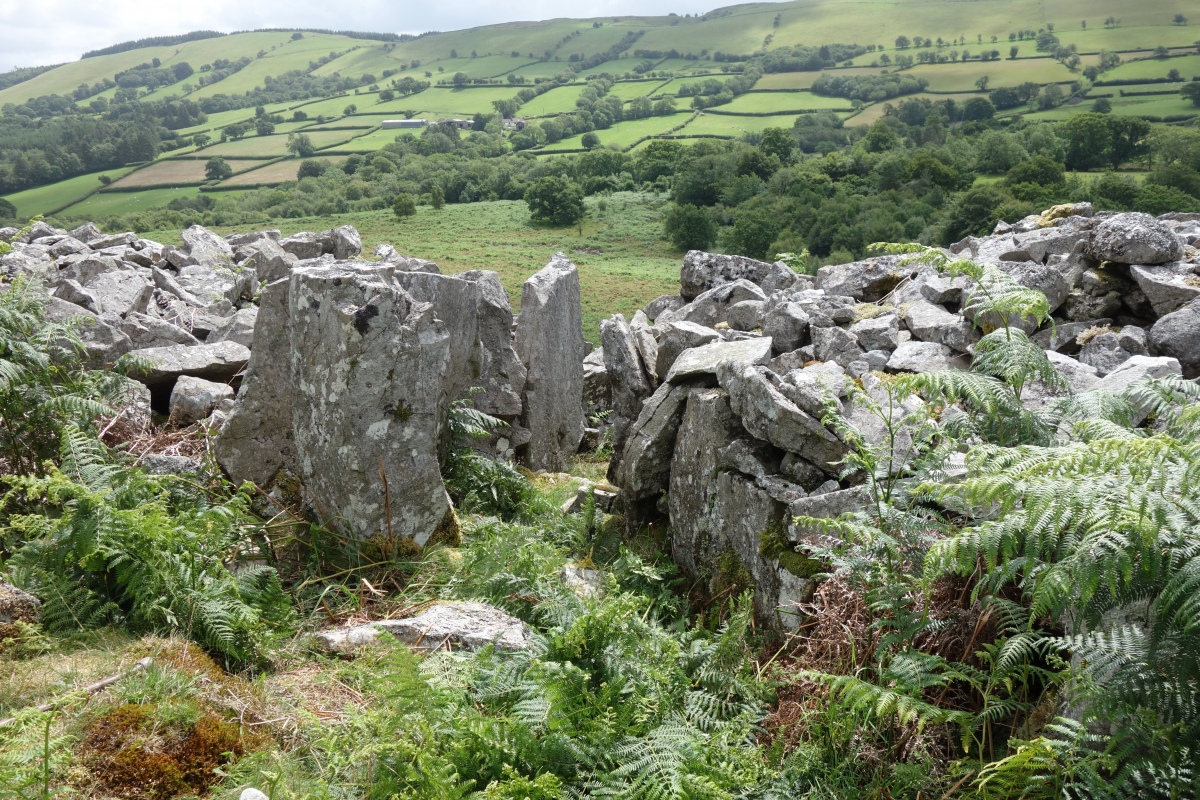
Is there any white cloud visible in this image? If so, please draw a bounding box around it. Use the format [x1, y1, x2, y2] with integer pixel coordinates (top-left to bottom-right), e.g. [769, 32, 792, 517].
[1, 0, 717, 69]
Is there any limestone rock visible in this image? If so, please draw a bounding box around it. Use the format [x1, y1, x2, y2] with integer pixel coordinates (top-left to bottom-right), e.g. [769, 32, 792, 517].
[727, 299, 765, 331]
[618, 382, 691, 500]
[118, 312, 200, 349]
[458, 270, 526, 419]
[602, 314, 652, 474]
[811, 325, 863, 366]
[654, 321, 721, 377]
[903, 301, 975, 353]
[664, 336, 772, 383]
[206, 307, 258, 348]
[849, 313, 900, 352]
[717, 361, 847, 474]
[1086, 212, 1183, 266]
[286, 262, 453, 545]
[1149, 303, 1200, 378]
[1078, 331, 1133, 377]
[643, 294, 686, 321]
[761, 297, 810, 354]
[680, 250, 797, 300]
[179, 224, 234, 268]
[315, 602, 532, 654]
[213, 281, 294, 487]
[886, 341, 956, 373]
[1129, 264, 1200, 317]
[515, 255, 586, 471]
[130, 340, 250, 389]
[0, 580, 40, 626]
[815, 255, 912, 302]
[169, 376, 235, 425]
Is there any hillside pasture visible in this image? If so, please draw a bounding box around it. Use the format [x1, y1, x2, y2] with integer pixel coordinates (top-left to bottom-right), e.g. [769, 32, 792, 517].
[721, 91, 852, 113]
[3, 167, 136, 217]
[201, 130, 355, 158]
[518, 84, 591, 117]
[679, 112, 804, 136]
[327, 127, 405, 152]
[608, 81, 662, 99]
[107, 159, 262, 188]
[56, 186, 216, 219]
[755, 71, 826, 90]
[188, 35, 370, 99]
[372, 86, 516, 117]
[1105, 54, 1200, 82]
[539, 112, 694, 150]
[907, 58, 1076, 92]
[218, 157, 343, 186]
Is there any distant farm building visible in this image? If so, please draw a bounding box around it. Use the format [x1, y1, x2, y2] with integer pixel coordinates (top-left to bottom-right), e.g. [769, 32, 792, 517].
[503, 118, 526, 130]
[441, 118, 474, 130]
[382, 119, 427, 129]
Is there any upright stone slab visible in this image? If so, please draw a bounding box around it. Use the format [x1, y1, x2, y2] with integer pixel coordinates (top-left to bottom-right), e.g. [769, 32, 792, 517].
[669, 388, 743, 576]
[216, 264, 456, 547]
[213, 279, 294, 487]
[515, 254, 585, 471]
[601, 314, 652, 479]
[458, 270, 526, 419]
[289, 263, 453, 545]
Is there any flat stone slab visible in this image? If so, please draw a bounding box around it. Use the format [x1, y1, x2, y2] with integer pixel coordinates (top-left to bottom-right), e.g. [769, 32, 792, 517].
[130, 341, 250, 388]
[313, 602, 533, 654]
[665, 336, 772, 382]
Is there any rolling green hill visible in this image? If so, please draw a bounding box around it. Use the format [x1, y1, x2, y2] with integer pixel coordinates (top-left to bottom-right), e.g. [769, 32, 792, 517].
[2, 0, 1199, 216]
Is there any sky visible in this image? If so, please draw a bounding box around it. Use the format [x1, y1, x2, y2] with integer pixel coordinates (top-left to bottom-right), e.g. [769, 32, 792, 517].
[2, 0, 721, 69]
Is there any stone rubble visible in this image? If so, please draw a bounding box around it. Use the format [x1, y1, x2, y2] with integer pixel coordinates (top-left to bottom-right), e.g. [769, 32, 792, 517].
[584, 207, 1200, 632]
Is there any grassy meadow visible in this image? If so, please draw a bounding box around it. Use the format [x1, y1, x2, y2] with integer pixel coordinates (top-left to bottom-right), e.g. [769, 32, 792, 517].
[141, 192, 680, 341]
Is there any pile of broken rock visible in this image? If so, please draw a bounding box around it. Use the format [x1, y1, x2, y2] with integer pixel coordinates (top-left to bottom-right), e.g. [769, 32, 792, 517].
[585, 205, 1200, 632]
[0, 221, 589, 553]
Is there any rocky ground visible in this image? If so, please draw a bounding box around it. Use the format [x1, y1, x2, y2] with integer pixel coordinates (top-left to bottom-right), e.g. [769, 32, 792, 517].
[4, 205, 1199, 633]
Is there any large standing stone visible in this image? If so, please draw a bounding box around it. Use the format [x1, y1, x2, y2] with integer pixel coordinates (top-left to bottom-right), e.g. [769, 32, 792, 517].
[669, 388, 744, 576]
[680, 251, 797, 301]
[617, 381, 692, 500]
[1085, 212, 1183, 265]
[514, 255, 585, 471]
[602, 314, 652, 477]
[288, 263, 454, 545]
[214, 280, 294, 487]
[717, 361, 848, 473]
[458, 270, 526, 419]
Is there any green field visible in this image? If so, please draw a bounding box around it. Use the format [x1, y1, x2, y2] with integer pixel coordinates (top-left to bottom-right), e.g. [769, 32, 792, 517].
[140, 193, 679, 341]
[108, 159, 263, 188]
[1106, 54, 1200, 82]
[57, 187, 210, 219]
[608, 81, 662, 100]
[756, 72, 826, 90]
[328, 127, 405, 152]
[906, 58, 1076, 92]
[540, 112, 695, 151]
[3, 167, 137, 217]
[218, 157, 342, 186]
[199, 130, 357, 158]
[721, 91, 852, 113]
[679, 112, 804, 136]
[519, 84, 591, 117]
[369, 87, 517, 117]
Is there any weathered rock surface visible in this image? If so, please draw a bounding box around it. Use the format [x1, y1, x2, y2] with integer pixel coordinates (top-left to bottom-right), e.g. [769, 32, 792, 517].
[0, 580, 40, 627]
[1149, 302, 1200, 378]
[314, 602, 532, 654]
[680, 251, 797, 300]
[169, 376, 234, 425]
[131, 341, 250, 389]
[515, 255, 586, 471]
[664, 336, 772, 383]
[1085, 212, 1183, 265]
